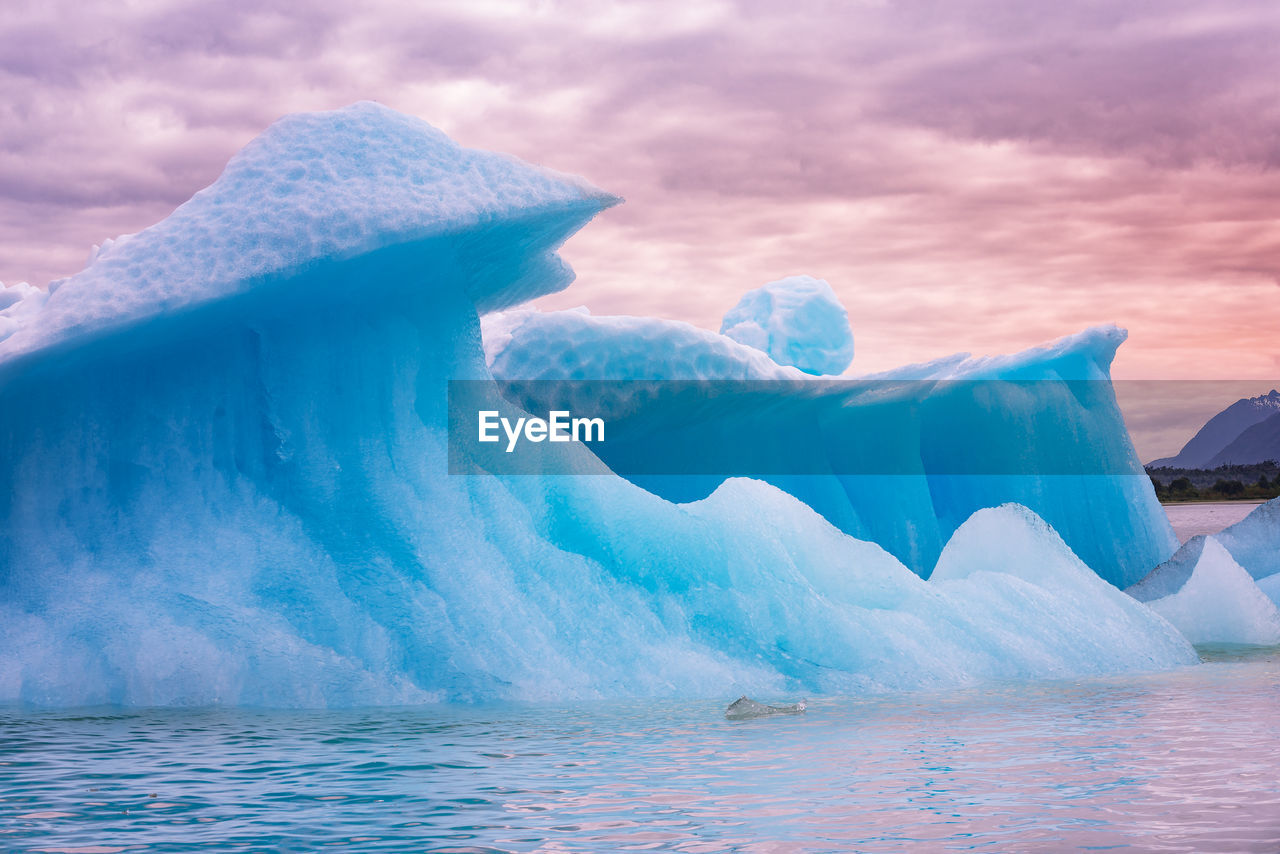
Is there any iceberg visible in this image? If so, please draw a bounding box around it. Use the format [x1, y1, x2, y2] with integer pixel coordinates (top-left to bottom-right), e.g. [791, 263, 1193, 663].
[719, 275, 853, 375]
[1127, 512, 1280, 643]
[927, 504, 1192, 668]
[0, 103, 1196, 707]
[484, 309, 1176, 587]
[1214, 496, 1280, 583]
[1138, 538, 1280, 645]
[1132, 498, 1280, 597]
[518, 480, 1194, 695]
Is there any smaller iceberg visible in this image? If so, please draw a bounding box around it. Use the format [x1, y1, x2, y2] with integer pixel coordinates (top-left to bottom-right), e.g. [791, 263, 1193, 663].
[1135, 538, 1280, 645]
[720, 275, 853, 375]
[1215, 496, 1280, 583]
[928, 504, 1189, 663]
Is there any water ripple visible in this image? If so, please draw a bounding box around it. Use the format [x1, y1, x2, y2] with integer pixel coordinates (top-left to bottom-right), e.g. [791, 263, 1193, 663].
[1, 653, 1278, 852]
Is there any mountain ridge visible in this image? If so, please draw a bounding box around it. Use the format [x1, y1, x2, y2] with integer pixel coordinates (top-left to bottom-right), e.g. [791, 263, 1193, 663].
[1149, 389, 1280, 468]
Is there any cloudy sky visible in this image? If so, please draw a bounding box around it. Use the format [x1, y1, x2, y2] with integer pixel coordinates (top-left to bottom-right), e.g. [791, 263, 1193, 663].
[3, 0, 1279, 408]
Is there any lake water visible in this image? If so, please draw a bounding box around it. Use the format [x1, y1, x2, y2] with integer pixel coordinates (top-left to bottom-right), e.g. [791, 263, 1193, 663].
[1163, 501, 1263, 543]
[3, 648, 1278, 853]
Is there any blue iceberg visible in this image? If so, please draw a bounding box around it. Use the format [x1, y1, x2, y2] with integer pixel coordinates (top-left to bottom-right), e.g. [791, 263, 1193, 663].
[1131, 497, 1280, 625]
[1131, 537, 1280, 645]
[1214, 496, 1280, 583]
[0, 103, 1196, 707]
[484, 307, 1177, 587]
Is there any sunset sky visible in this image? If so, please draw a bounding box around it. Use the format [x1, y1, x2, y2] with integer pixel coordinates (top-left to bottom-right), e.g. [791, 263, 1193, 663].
[2, 0, 1278, 415]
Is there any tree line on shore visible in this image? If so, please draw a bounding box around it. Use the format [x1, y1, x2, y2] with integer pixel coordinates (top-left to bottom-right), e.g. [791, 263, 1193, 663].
[1146, 461, 1280, 502]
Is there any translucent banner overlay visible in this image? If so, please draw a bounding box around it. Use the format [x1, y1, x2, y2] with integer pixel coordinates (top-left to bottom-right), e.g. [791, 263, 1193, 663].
[448, 379, 1279, 476]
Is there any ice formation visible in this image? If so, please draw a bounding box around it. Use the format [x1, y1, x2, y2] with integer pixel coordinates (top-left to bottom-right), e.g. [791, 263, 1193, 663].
[929, 505, 1192, 661]
[1140, 538, 1280, 645]
[0, 102, 615, 370]
[1214, 496, 1280, 582]
[0, 281, 47, 344]
[485, 310, 1176, 586]
[1127, 503, 1280, 641]
[1127, 536, 1206, 603]
[1132, 498, 1280, 595]
[484, 307, 800, 381]
[719, 275, 853, 375]
[0, 103, 1197, 707]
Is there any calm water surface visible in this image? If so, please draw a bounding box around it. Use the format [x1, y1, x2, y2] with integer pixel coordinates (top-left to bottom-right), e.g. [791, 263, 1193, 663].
[1163, 500, 1263, 543]
[2, 649, 1278, 853]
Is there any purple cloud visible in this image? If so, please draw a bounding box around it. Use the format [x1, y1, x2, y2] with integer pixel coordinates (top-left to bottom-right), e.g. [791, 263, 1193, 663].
[1, 0, 1278, 379]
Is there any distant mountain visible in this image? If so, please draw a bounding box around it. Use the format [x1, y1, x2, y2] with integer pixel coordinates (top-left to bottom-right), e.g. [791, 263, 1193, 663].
[1149, 389, 1280, 468]
[1208, 409, 1280, 466]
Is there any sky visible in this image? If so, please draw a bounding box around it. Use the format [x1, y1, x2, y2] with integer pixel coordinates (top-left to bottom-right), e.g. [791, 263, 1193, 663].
[2, 0, 1279, 428]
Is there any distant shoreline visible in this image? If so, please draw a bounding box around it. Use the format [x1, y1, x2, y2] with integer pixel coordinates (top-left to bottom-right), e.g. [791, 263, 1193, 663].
[1146, 462, 1279, 503]
[1160, 498, 1267, 506]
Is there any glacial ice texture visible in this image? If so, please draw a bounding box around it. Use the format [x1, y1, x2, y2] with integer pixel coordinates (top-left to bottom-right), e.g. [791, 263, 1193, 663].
[719, 275, 853, 375]
[1215, 496, 1280, 582]
[0, 101, 616, 369]
[1143, 538, 1280, 645]
[485, 310, 1177, 587]
[0, 281, 46, 344]
[0, 103, 1195, 707]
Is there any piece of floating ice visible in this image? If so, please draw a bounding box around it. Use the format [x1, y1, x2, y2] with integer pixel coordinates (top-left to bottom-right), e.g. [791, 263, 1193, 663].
[725, 695, 808, 720]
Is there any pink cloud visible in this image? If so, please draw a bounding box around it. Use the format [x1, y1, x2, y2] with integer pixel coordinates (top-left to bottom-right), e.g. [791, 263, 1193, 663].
[1, 0, 1277, 380]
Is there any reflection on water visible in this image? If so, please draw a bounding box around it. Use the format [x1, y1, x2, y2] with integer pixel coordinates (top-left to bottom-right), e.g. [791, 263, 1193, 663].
[1, 652, 1278, 852]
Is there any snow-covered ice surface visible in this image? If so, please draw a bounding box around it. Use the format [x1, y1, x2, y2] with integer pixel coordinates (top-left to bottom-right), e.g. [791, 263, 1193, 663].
[719, 275, 853, 375]
[0, 281, 46, 344]
[0, 104, 1196, 707]
[485, 307, 800, 380]
[0, 101, 616, 369]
